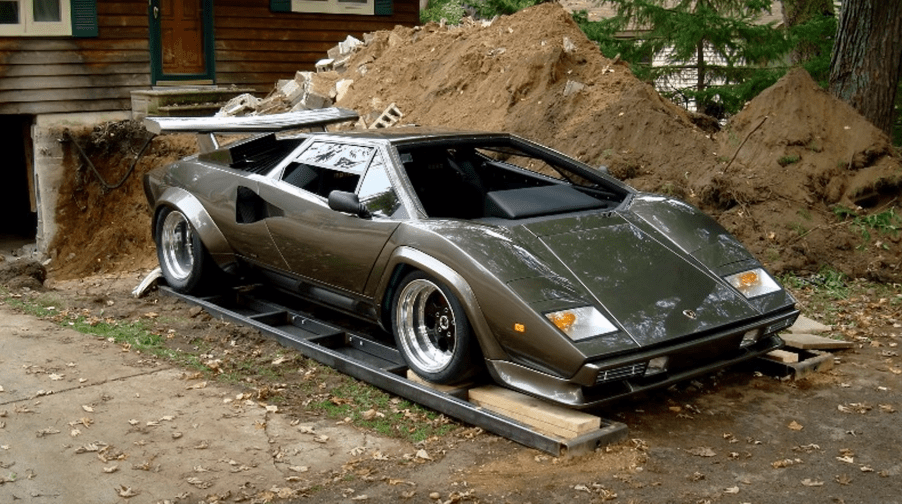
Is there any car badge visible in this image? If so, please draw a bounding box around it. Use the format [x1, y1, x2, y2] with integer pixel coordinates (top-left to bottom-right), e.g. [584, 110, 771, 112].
[683, 309, 697, 320]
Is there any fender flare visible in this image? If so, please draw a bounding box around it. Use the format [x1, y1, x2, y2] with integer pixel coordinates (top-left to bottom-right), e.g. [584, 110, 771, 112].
[376, 246, 508, 361]
[153, 187, 238, 272]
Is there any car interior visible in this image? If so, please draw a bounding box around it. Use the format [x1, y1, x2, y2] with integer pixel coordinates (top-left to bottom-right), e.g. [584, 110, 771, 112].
[398, 145, 623, 220]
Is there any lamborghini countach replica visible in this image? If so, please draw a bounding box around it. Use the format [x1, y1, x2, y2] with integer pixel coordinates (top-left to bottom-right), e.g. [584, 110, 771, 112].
[143, 108, 798, 408]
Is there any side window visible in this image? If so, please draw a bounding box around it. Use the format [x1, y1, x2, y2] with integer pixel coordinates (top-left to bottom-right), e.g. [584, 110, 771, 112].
[282, 141, 373, 198]
[358, 153, 401, 218]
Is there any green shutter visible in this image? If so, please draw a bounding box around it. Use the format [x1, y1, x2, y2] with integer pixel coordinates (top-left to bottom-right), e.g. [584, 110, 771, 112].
[71, 0, 97, 37]
[374, 0, 392, 16]
[271, 0, 291, 12]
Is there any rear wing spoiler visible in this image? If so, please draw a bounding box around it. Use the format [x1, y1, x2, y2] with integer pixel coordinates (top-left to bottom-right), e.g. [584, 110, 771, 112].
[143, 108, 360, 153]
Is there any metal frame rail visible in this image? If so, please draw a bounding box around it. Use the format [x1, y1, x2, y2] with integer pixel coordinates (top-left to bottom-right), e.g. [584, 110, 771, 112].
[161, 286, 628, 456]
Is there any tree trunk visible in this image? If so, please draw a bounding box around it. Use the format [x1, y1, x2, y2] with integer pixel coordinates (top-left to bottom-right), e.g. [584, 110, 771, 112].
[781, 0, 834, 64]
[829, 0, 902, 136]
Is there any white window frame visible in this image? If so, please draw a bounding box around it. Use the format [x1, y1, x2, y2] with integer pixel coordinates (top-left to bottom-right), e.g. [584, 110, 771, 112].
[0, 0, 72, 37]
[290, 0, 374, 16]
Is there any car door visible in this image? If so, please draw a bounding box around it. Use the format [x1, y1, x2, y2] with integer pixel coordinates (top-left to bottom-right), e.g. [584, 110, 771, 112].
[259, 141, 403, 294]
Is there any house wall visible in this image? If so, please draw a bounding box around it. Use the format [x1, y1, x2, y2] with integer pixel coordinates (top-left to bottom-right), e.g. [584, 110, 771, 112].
[0, 2, 149, 116]
[214, 0, 421, 92]
[0, 1, 421, 116]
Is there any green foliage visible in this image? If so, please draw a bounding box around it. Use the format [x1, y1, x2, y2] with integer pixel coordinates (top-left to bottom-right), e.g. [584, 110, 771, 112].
[833, 205, 902, 248]
[421, 0, 545, 24]
[574, 1, 839, 116]
[778, 154, 801, 166]
[782, 266, 849, 300]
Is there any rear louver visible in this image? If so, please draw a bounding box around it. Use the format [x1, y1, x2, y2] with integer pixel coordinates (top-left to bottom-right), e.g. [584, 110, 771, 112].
[595, 362, 648, 385]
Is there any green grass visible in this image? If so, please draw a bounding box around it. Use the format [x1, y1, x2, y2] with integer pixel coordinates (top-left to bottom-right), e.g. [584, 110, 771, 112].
[309, 378, 456, 442]
[777, 154, 801, 167]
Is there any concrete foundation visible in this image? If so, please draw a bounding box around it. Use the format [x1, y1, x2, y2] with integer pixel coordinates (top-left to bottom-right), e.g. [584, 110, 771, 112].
[31, 111, 131, 258]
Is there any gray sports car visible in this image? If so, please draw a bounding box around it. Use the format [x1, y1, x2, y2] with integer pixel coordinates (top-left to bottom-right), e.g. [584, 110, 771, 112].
[143, 109, 798, 408]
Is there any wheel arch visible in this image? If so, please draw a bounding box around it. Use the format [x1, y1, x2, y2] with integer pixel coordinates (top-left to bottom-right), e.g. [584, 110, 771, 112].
[376, 247, 508, 361]
[153, 187, 238, 273]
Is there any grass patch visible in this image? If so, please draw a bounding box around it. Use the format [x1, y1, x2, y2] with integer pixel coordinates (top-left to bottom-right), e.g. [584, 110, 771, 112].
[777, 154, 801, 167]
[309, 377, 456, 442]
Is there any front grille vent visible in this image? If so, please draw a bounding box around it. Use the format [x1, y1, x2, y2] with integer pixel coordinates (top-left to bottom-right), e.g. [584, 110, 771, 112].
[595, 362, 648, 385]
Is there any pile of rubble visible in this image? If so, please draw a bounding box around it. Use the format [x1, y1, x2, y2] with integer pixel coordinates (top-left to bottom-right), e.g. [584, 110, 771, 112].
[216, 35, 367, 119]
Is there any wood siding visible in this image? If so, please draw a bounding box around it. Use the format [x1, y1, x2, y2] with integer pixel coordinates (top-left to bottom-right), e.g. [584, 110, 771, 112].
[0, 0, 420, 115]
[213, 0, 420, 91]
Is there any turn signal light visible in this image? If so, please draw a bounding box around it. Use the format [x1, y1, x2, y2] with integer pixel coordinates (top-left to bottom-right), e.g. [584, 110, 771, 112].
[548, 311, 576, 331]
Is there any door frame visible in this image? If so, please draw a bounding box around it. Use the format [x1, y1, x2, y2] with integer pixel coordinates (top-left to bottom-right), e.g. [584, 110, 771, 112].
[148, 0, 216, 85]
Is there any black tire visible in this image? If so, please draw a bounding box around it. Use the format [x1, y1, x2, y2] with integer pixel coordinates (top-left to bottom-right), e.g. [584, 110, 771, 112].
[155, 208, 218, 294]
[391, 271, 480, 384]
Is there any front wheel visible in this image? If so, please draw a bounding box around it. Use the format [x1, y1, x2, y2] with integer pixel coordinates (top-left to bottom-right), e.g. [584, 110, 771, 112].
[391, 271, 480, 384]
[155, 208, 217, 294]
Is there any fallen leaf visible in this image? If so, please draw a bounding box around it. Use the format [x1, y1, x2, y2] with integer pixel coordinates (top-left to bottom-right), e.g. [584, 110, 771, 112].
[836, 456, 855, 464]
[415, 449, 432, 461]
[787, 421, 804, 431]
[314, 434, 329, 443]
[724, 486, 739, 494]
[350, 446, 367, 456]
[835, 474, 853, 485]
[574, 484, 591, 493]
[801, 478, 824, 487]
[298, 425, 316, 434]
[103, 465, 118, 473]
[186, 381, 207, 390]
[688, 447, 716, 457]
[49, 373, 64, 381]
[288, 465, 309, 473]
[265, 405, 278, 413]
[187, 477, 212, 489]
[81, 405, 94, 413]
[116, 485, 139, 498]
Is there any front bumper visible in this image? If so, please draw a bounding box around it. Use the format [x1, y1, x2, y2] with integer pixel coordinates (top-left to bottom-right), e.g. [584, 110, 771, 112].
[486, 308, 799, 409]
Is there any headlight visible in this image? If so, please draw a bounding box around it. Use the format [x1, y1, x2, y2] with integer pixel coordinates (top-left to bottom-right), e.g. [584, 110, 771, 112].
[545, 306, 618, 341]
[725, 268, 781, 298]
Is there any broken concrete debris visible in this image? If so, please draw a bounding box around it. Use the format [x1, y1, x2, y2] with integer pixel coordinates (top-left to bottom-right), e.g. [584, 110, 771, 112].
[367, 103, 404, 129]
[218, 35, 364, 117]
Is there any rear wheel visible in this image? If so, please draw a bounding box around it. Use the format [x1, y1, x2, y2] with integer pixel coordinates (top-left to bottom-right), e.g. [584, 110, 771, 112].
[391, 271, 479, 384]
[155, 208, 217, 293]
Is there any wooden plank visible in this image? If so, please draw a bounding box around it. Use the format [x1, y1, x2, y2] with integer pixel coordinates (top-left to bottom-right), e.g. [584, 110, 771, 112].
[406, 370, 471, 395]
[468, 386, 601, 439]
[0, 74, 150, 92]
[764, 349, 799, 363]
[1, 62, 150, 78]
[2, 50, 149, 65]
[0, 99, 132, 115]
[781, 333, 854, 350]
[0, 85, 146, 104]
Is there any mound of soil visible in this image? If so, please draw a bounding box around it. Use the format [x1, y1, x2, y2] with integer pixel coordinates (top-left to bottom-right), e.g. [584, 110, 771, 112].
[49, 121, 196, 279]
[49, 2, 902, 283]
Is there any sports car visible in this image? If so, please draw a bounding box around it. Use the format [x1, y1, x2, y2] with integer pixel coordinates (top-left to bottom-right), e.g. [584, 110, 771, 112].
[143, 108, 798, 408]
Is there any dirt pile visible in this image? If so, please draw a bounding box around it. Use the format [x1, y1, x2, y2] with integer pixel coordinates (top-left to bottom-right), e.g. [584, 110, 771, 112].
[50, 2, 902, 282]
[51, 121, 196, 279]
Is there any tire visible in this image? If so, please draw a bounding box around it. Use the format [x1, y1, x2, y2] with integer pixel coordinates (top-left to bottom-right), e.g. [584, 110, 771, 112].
[155, 208, 217, 294]
[391, 271, 480, 384]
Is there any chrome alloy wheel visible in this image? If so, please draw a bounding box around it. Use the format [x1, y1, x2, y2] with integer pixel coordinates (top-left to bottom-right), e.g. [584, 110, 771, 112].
[395, 278, 457, 373]
[160, 210, 196, 282]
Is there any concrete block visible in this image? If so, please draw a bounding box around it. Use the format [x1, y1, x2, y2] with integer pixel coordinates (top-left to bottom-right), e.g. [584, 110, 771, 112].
[563, 80, 585, 97]
[788, 315, 831, 334]
[334, 79, 353, 102]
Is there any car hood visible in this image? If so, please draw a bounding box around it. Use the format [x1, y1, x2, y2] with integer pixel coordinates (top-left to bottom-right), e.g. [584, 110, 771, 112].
[519, 210, 761, 349]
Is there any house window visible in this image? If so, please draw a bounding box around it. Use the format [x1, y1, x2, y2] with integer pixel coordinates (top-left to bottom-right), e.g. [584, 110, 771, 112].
[290, 0, 375, 16]
[0, 0, 72, 36]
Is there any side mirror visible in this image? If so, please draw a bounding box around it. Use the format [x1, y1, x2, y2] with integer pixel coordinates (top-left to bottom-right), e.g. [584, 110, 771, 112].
[328, 191, 371, 219]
